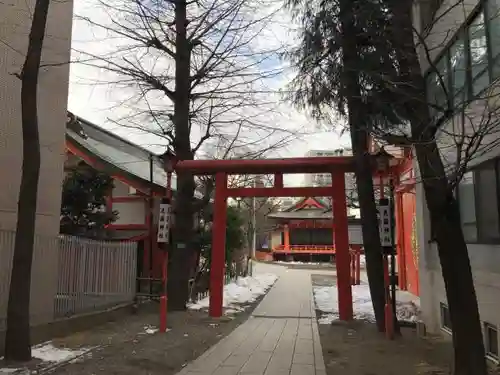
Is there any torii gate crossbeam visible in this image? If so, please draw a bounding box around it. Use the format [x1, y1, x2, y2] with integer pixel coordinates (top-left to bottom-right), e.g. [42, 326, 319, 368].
[174, 156, 357, 321]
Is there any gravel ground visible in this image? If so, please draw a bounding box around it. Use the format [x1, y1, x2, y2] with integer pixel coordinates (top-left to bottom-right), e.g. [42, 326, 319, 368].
[311, 273, 499, 375]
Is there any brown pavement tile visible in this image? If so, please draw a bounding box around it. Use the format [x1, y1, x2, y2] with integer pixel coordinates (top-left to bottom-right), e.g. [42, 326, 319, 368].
[239, 351, 272, 374]
[223, 354, 251, 367]
[294, 338, 314, 355]
[292, 352, 315, 365]
[177, 268, 326, 375]
[290, 364, 315, 375]
[264, 369, 291, 375]
[212, 366, 242, 375]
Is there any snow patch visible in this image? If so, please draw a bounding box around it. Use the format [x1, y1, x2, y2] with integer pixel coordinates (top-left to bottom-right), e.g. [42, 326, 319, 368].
[276, 261, 324, 265]
[0, 368, 23, 374]
[144, 325, 159, 334]
[188, 273, 278, 314]
[313, 282, 420, 325]
[0, 342, 94, 374]
[32, 343, 92, 363]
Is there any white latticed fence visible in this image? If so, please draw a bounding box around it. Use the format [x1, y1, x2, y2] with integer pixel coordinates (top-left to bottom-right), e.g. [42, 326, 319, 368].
[0, 231, 137, 331]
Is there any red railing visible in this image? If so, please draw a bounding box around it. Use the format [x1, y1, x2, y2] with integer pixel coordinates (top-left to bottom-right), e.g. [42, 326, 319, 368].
[273, 244, 336, 253]
[271, 245, 362, 285]
[350, 248, 361, 285]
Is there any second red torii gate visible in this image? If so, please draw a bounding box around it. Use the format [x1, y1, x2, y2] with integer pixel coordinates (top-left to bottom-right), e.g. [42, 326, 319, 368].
[174, 156, 357, 321]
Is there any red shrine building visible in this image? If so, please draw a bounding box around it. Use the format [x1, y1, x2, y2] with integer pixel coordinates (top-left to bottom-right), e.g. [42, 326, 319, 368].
[264, 197, 363, 263]
[257, 143, 419, 299]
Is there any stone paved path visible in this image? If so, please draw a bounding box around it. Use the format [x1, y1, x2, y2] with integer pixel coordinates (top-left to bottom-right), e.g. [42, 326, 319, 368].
[177, 266, 326, 375]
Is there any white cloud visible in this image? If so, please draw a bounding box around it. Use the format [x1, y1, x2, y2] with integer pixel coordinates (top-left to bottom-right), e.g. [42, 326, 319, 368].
[68, 0, 349, 186]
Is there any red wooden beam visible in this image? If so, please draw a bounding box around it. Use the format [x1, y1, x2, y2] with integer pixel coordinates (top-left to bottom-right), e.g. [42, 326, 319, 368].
[106, 224, 148, 230]
[175, 156, 356, 175]
[226, 186, 333, 198]
[111, 196, 145, 203]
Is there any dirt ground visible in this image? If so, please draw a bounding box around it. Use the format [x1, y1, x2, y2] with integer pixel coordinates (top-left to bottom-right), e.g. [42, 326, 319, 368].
[1, 300, 260, 375]
[311, 273, 500, 375]
[319, 321, 454, 375]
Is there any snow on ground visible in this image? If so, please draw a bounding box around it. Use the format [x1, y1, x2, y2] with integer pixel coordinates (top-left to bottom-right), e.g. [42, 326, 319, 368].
[1, 342, 94, 374]
[276, 261, 323, 265]
[188, 273, 278, 314]
[313, 282, 421, 325]
[31, 343, 92, 363]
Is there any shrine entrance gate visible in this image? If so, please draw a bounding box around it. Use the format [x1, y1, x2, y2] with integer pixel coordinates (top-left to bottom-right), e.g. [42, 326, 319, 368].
[174, 156, 358, 321]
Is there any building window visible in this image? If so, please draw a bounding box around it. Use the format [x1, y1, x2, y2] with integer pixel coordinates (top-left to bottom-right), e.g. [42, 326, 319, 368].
[485, 323, 499, 359]
[458, 159, 500, 243]
[468, 11, 490, 95]
[476, 162, 500, 241]
[458, 172, 477, 242]
[426, 57, 449, 116]
[450, 35, 467, 104]
[440, 303, 452, 331]
[487, 0, 500, 78]
[426, 0, 500, 107]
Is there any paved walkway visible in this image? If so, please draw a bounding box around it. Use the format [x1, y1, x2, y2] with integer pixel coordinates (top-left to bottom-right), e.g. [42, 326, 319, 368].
[177, 267, 326, 375]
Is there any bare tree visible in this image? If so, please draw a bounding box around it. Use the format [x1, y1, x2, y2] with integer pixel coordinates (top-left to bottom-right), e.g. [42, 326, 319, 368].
[4, 0, 50, 362]
[71, 0, 302, 309]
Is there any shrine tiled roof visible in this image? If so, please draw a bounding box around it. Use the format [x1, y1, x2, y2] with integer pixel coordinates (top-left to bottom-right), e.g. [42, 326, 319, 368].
[65, 112, 204, 198]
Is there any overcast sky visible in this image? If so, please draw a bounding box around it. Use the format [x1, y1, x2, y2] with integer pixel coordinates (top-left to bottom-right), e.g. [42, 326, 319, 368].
[67, 0, 350, 185]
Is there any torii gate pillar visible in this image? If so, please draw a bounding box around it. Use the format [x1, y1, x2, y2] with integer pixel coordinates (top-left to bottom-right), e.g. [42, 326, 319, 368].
[209, 172, 228, 318]
[332, 171, 353, 320]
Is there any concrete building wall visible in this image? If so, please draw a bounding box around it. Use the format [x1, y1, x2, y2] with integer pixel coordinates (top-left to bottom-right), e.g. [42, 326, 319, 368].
[111, 180, 146, 225]
[270, 231, 282, 248]
[0, 0, 74, 327]
[415, 0, 500, 354]
[304, 149, 352, 187]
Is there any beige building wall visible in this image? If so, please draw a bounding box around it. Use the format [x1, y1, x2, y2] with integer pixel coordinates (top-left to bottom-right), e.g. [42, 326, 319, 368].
[415, 0, 500, 356]
[270, 231, 282, 249]
[0, 0, 74, 329]
[112, 180, 146, 225]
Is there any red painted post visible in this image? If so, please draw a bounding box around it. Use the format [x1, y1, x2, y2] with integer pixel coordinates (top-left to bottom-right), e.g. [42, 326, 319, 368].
[274, 173, 284, 188]
[395, 192, 407, 290]
[209, 172, 228, 318]
[283, 224, 290, 251]
[331, 171, 353, 321]
[383, 256, 394, 339]
[160, 170, 173, 333]
[355, 250, 361, 285]
[352, 251, 356, 284]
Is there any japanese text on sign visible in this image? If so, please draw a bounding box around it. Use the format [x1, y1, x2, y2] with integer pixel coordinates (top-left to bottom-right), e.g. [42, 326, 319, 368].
[157, 203, 172, 243]
[378, 200, 392, 247]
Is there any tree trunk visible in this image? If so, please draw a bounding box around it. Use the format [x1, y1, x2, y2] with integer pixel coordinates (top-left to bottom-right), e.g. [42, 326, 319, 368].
[4, 0, 49, 362]
[168, 0, 196, 310]
[387, 1, 487, 373]
[339, 0, 387, 332]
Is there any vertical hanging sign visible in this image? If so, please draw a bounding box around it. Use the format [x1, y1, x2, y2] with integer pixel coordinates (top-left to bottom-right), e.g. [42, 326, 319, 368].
[378, 198, 393, 252]
[157, 202, 172, 243]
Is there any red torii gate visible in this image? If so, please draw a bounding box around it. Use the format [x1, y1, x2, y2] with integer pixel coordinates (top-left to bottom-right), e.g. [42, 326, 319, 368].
[174, 155, 357, 321]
